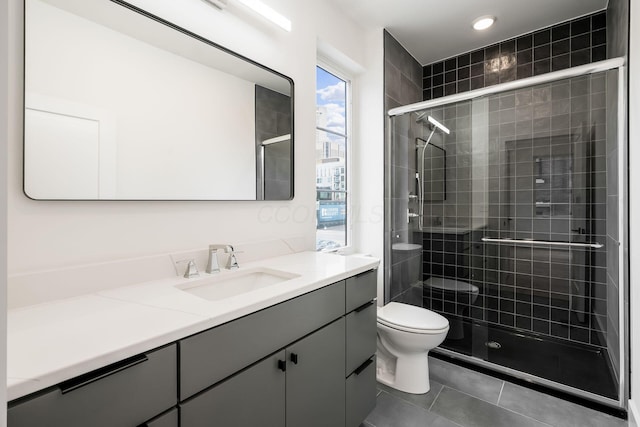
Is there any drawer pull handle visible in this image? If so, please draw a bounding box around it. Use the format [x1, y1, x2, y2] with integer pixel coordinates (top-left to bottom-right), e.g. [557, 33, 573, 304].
[60, 354, 149, 394]
[354, 358, 374, 376]
[355, 301, 374, 313]
[290, 353, 299, 365]
[278, 359, 287, 372]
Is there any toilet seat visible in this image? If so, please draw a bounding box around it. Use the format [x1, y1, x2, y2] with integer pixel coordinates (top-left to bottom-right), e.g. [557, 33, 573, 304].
[378, 320, 449, 335]
[377, 302, 449, 334]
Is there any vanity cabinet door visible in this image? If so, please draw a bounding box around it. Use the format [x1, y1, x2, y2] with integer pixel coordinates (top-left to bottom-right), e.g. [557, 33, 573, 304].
[180, 351, 286, 427]
[286, 318, 346, 427]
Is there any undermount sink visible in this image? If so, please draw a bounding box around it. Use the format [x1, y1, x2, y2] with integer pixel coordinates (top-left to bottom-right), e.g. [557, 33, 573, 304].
[175, 267, 300, 301]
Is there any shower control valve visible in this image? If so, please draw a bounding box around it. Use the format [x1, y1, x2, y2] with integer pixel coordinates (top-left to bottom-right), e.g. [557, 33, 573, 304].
[407, 208, 419, 223]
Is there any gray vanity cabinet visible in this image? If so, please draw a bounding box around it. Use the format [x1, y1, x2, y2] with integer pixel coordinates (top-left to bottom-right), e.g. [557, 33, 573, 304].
[346, 269, 377, 312]
[181, 318, 346, 427]
[180, 351, 287, 427]
[286, 318, 346, 427]
[7, 344, 177, 427]
[178, 280, 346, 401]
[8, 269, 378, 427]
[344, 269, 378, 427]
[346, 355, 377, 427]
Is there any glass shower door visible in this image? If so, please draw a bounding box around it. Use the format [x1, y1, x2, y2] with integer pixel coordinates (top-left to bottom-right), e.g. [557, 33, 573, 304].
[392, 69, 622, 404]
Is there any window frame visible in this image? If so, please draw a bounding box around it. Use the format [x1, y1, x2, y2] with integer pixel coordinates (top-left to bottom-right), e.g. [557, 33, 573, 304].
[315, 61, 353, 252]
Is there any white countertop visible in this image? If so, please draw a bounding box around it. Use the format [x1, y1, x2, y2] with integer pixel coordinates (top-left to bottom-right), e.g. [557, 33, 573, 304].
[7, 251, 379, 401]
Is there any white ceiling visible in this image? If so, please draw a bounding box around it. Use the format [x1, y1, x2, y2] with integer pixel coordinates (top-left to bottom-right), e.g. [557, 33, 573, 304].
[328, 0, 608, 65]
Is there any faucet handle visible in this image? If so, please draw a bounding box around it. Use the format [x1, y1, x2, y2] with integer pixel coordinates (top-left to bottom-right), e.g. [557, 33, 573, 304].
[206, 247, 221, 274]
[178, 259, 200, 278]
[227, 250, 240, 270]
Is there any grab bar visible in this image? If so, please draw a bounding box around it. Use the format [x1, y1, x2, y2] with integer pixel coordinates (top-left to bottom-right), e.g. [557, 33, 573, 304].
[481, 237, 603, 249]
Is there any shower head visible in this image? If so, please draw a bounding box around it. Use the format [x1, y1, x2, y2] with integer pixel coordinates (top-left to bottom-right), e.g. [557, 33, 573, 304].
[261, 134, 291, 146]
[415, 113, 451, 135]
[427, 116, 450, 134]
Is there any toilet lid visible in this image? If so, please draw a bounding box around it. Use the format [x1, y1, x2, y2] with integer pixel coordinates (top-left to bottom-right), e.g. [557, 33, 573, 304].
[425, 277, 479, 294]
[377, 302, 449, 331]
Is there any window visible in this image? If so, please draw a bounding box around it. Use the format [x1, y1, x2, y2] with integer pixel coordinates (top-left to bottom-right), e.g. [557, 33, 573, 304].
[316, 65, 349, 251]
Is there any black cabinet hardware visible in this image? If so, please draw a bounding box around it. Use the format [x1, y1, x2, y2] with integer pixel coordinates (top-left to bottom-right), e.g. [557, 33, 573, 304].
[355, 301, 374, 313]
[278, 360, 287, 372]
[353, 358, 374, 376]
[59, 354, 149, 394]
[290, 353, 298, 364]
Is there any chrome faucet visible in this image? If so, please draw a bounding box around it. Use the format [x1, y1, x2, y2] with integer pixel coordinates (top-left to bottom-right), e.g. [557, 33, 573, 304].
[179, 259, 200, 278]
[207, 244, 239, 273]
[206, 246, 221, 273]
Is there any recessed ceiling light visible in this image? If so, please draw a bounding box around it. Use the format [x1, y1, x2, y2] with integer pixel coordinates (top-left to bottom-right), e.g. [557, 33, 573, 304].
[473, 16, 496, 31]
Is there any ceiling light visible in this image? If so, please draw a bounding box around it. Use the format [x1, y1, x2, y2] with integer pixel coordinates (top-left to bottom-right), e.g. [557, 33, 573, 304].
[235, 0, 292, 32]
[473, 16, 496, 31]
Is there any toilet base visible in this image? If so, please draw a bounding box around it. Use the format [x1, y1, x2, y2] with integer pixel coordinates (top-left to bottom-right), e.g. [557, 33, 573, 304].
[376, 349, 432, 394]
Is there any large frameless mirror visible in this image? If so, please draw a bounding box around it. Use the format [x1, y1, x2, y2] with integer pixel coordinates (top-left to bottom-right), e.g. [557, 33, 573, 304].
[24, 0, 294, 200]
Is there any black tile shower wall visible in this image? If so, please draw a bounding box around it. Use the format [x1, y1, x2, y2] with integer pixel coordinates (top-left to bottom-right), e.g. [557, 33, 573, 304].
[384, 30, 423, 305]
[606, 0, 629, 59]
[422, 11, 607, 101]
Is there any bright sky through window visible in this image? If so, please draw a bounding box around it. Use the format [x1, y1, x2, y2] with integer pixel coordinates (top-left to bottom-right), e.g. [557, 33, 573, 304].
[316, 67, 348, 251]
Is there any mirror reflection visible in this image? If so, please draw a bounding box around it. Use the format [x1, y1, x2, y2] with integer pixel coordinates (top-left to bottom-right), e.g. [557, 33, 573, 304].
[24, 0, 294, 200]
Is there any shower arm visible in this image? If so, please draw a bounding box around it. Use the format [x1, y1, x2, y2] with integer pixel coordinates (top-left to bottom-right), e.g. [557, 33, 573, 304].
[418, 128, 437, 230]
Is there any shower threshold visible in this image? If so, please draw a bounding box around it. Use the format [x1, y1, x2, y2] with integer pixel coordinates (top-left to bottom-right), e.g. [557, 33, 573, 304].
[434, 317, 619, 406]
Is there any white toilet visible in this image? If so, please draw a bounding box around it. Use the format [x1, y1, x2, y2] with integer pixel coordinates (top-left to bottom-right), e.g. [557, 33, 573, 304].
[376, 302, 449, 394]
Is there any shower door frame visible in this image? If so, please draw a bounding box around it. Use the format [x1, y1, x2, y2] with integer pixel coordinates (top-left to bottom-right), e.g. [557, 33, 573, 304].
[385, 57, 628, 410]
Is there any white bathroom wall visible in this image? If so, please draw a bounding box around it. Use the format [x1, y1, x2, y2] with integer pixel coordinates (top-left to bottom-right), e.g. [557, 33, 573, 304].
[353, 28, 386, 302]
[6, 0, 379, 276]
[0, 0, 9, 422]
[628, 0, 639, 421]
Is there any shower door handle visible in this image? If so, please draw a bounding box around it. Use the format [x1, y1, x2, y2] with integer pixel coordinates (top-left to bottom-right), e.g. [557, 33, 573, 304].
[481, 237, 603, 249]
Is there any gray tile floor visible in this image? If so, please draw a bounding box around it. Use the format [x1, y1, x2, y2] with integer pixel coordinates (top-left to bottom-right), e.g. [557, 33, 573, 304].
[363, 357, 627, 427]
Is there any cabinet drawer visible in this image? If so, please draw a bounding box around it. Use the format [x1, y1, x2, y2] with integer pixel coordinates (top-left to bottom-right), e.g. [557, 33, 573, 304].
[145, 407, 178, 427]
[346, 356, 376, 427]
[345, 301, 376, 376]
[8, 344, 177, 427]
[346, 269, 377, 312]
[180, 351, 286, 427]
[179, 280, 345, 400]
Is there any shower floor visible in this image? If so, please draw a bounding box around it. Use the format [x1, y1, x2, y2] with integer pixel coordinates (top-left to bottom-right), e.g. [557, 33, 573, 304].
[438, 316, 618, 400]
